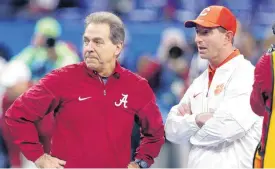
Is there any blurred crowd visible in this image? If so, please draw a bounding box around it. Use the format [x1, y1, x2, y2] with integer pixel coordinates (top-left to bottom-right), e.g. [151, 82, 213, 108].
[0, 0, 275, 168]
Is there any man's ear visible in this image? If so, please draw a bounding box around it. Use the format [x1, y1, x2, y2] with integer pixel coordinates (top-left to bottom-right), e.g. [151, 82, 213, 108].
[225, 31, 234, 44]
[115, 42, 123, 57]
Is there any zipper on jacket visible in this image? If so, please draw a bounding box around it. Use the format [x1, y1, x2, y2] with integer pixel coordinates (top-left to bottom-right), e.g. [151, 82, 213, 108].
[98, 76, 107, 96]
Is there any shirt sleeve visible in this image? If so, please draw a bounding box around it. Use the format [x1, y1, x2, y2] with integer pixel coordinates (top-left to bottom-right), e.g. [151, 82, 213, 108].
[4, 74, 61, 162]
[190, 82, 260, 147]
[134, 80, 165, 167]
[165, 83, 200, 144]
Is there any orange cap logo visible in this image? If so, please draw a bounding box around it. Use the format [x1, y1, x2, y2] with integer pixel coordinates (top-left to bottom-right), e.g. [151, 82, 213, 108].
[199, 7, 211, 16]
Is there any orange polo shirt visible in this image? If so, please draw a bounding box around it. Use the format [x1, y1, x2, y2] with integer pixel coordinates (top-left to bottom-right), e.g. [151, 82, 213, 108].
[208, 49, 240, 89]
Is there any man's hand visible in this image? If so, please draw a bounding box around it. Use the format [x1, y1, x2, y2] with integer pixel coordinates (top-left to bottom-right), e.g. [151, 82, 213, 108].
[178, 103, 191, 116]
[34, 153, 66, 168]
[195, 112, 213, 128]
[127, 161, 140, 168]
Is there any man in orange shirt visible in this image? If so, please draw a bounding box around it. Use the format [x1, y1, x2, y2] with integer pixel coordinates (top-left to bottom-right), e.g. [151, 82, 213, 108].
[165, 5, 262, 168]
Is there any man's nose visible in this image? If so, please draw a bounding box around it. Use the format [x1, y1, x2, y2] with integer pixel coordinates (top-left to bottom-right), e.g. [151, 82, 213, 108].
[86, 42, 96, 52]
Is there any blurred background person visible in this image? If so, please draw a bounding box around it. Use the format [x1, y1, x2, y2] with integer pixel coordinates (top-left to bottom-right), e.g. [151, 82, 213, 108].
[0, 60, 55, 168]
[137, 28, 192, 120]
[137, 28, 192, 168]
[234, 20, 259, 65]
[11, 17, 80, 82]
[0, 43, 11, 98]
[0, 43, 12, 168]
[0, 60, 32, 168]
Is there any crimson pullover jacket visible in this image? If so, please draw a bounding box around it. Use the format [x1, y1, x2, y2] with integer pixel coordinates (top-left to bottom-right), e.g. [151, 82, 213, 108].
[250, 53, 272, 152]
[5, 62, 165, 168]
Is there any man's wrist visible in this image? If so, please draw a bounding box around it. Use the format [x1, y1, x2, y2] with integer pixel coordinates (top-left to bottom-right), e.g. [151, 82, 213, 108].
[134, 159, 148, 168]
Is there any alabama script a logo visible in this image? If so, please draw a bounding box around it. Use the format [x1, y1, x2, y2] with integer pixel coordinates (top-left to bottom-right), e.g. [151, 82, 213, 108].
[115, 94, 128, 108]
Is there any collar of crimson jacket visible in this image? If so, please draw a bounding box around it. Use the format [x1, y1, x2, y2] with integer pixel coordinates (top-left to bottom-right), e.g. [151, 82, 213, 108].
[83, 61, 122, 79]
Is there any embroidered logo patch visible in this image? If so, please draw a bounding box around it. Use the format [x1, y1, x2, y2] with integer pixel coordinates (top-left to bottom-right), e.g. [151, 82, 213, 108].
[214, 84, 224, 96]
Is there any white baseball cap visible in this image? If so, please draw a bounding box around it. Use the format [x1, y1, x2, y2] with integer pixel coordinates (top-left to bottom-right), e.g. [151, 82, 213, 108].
[0, 60, 31, 87]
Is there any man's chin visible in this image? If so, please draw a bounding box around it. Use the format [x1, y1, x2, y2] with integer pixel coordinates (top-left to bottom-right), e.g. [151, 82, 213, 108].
[85, 62, 98, 70]
[199, 54, 209, 60]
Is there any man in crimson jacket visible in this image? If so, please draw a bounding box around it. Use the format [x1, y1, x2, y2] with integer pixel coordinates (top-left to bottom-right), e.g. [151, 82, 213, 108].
[250, 42, 275, 167]
[4, 12, 165, 168]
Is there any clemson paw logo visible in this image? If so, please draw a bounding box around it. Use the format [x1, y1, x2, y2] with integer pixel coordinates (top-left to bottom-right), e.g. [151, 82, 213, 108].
[214, 84, 224, 96]
[199, 7, 211, 16]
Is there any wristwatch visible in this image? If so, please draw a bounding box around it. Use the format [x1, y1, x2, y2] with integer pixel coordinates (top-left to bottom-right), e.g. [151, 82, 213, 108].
[135, 159, 148, 168]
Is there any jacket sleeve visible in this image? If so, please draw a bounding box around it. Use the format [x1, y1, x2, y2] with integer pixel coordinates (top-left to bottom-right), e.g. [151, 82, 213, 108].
[250, 54, 272, 116]
[190, 81, 261, 147]
[134, 81, 165, 167]
[4, 74, 61, 162]
[165, 83, 200, 144]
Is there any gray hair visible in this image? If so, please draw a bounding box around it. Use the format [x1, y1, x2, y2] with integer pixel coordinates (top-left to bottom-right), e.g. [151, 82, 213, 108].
[85, 12, 125, 45]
